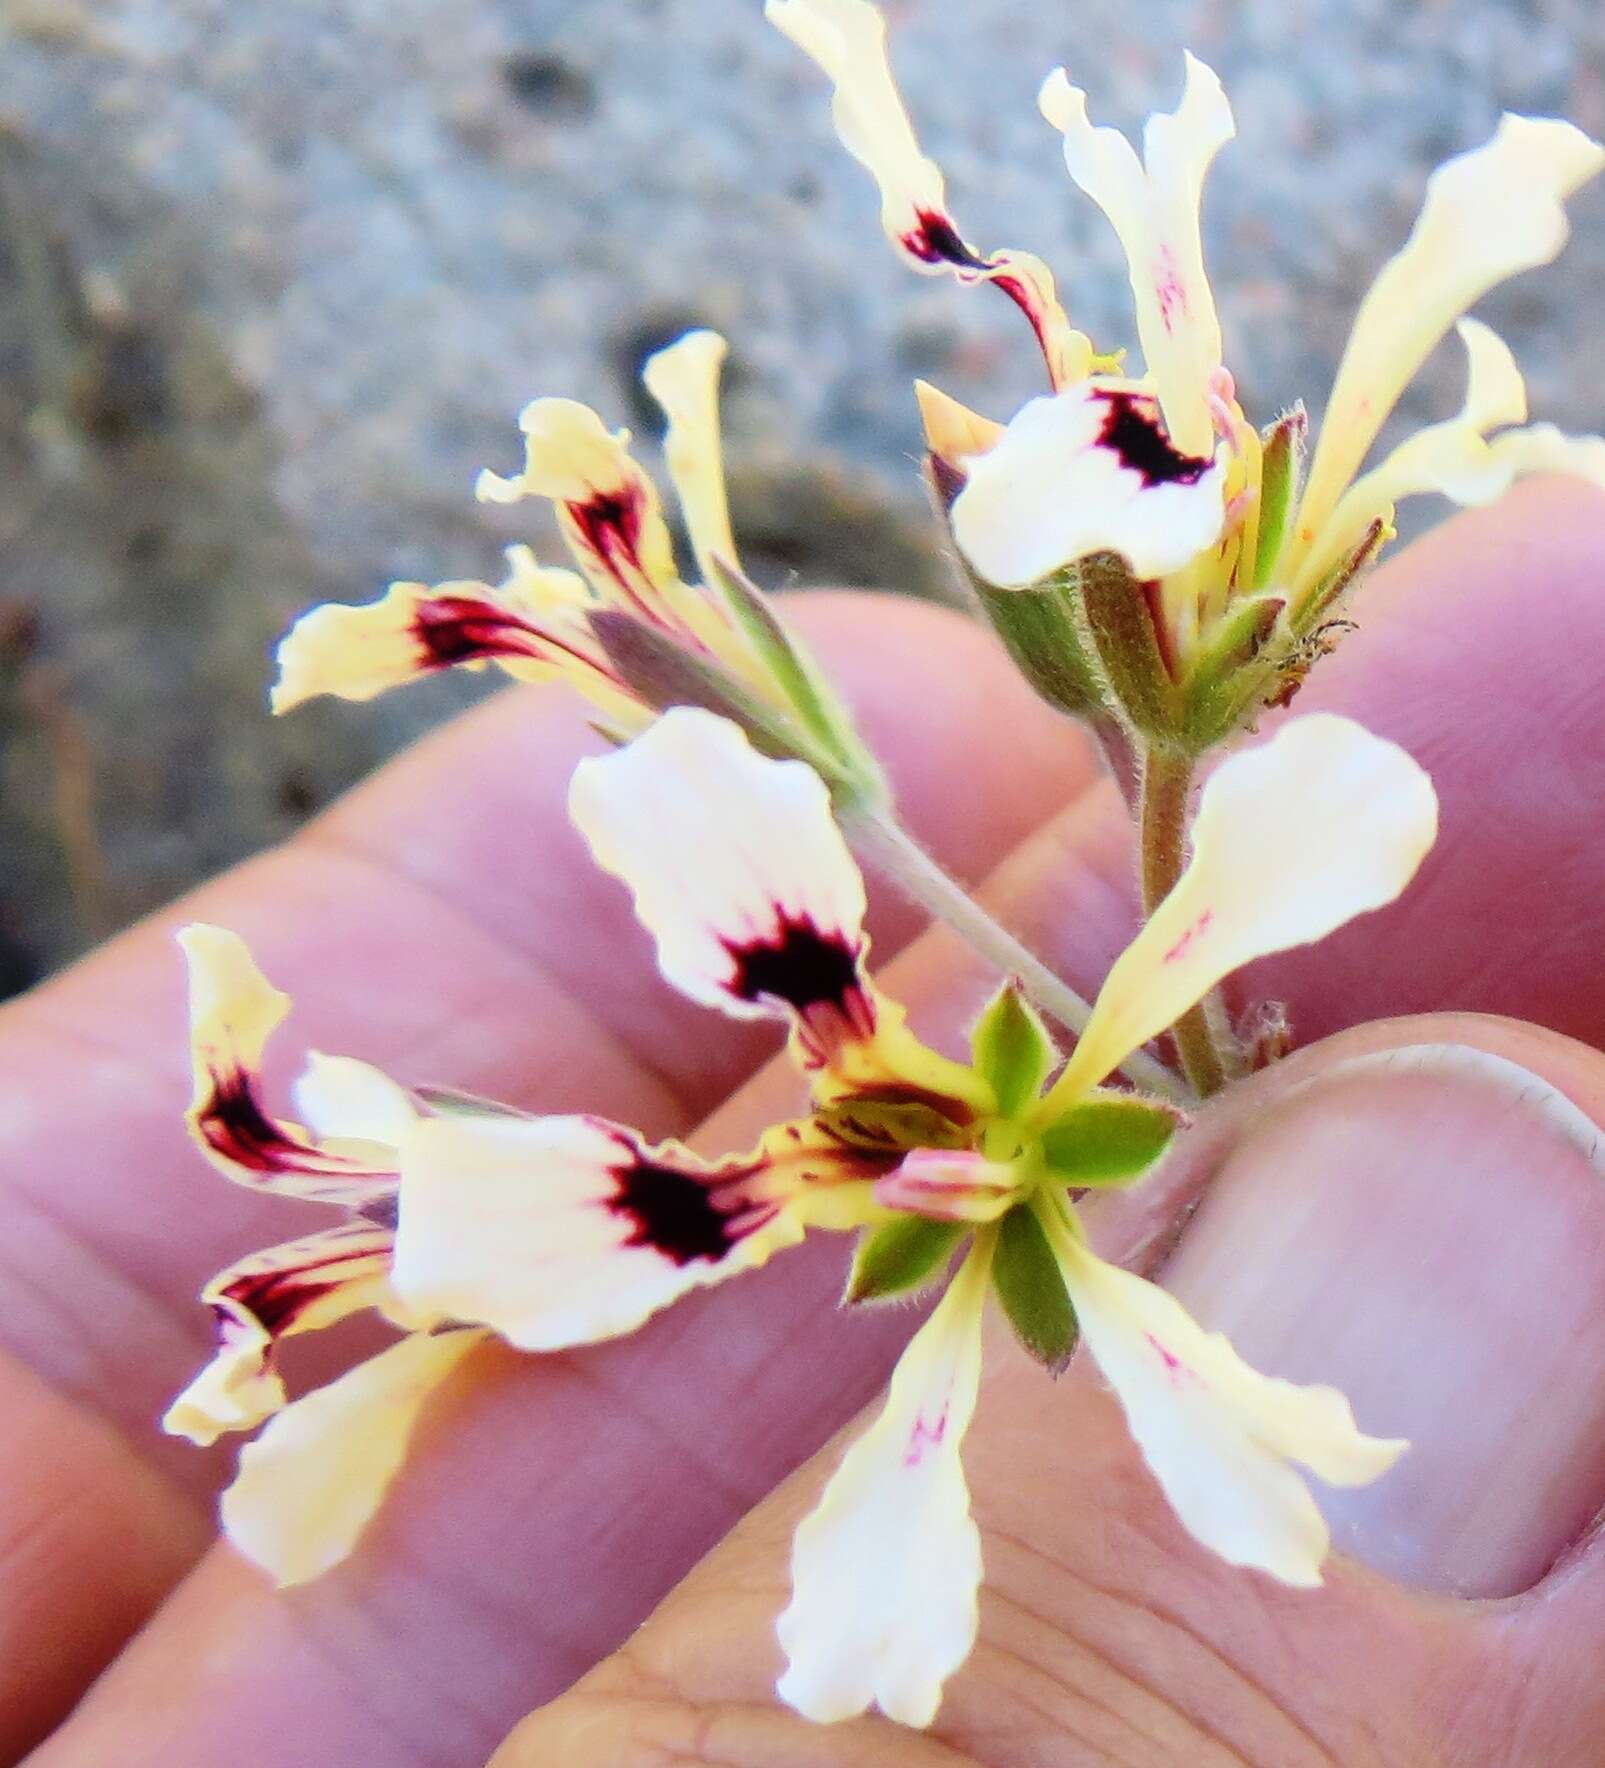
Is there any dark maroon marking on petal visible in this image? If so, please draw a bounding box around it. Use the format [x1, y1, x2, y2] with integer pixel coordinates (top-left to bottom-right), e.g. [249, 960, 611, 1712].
[901, 209, 991, 272]
[198, 1068, 316, 1173]
[988, 272, 1057, 373]
[214, 1242, 389, 1341]
[1095, 391, 1211, 488]
[604, 1147, 761, 1267]
[413, 596, 614, 682]
[724, 913, 862, 1016]
[924, 450, 967, 510]
[831, 1081, 977, 1129]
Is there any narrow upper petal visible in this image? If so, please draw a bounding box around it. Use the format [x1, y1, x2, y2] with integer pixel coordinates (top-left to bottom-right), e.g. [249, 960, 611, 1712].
[768, 0, 1090, 386]
[179, 925, 396, 1202]
[1045, 716, 1437, 1103]
[951, 381, 1228, 584]
[220, 1326, 488, 1587]
[776, 1242, 990, 1726]
[270, 557, 639, 726]
[1057, 1232, 1404, 1584]
[1040, 56, 1234, 456]
[1293, 114, 1605, 561]
[642, 329, 740, 582]
[163, 1220, 399, 1446]
[390, 1112, 804, 1349]
[1295, 319, 1605, 601]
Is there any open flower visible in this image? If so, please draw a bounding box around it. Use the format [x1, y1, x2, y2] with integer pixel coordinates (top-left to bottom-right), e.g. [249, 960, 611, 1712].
[169, 703, 1435, 1726]
[272, 328, 877, 794]
[774, 0, 1605, 737]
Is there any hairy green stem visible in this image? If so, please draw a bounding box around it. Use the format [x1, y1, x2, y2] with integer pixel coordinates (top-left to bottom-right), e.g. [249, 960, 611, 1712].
[1138, 748, 1230, 1097]
[841, 804, 1188, 1103]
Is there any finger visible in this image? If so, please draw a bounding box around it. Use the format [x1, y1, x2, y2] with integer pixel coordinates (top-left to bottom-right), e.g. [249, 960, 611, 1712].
[498, 1012, 1605, 1766]
[0, 592, 1094, 1760]
[33, 483, 1605, 1768]
[0, 588, 1091, 1465]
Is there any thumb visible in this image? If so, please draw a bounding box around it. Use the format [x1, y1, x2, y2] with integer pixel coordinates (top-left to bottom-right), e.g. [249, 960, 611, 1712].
[495, 1014, 1605, 1765]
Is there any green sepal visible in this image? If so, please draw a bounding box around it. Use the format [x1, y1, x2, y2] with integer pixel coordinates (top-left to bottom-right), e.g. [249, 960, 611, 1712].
[1180, 592, 1287, 750]
[814, 1098, 967, 1156]
[1291, 515, 1388, 634]
[845, 1215, 967, 1305]
[588, 608, 825, 769]
[1076, 550, 1183, 744]
[970, 981, 1057, 1120]
[973, 576, 1110, 721]
[1250, 405, 1308, 590]
[1039, 1092, 1184, 1187]
[702, 556, 882, 796]
[992, 1203, 1078, 1372]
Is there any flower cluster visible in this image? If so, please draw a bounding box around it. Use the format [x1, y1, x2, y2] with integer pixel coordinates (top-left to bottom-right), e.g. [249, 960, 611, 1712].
[161, 0, 1600, 1735]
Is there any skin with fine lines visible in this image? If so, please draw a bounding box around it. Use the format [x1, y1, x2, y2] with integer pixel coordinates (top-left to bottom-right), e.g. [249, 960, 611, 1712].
[0, 483, 1600, 1766]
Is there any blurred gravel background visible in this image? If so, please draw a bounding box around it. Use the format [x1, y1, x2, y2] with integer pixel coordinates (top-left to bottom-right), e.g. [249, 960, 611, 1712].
[0, 0, 1601, 988]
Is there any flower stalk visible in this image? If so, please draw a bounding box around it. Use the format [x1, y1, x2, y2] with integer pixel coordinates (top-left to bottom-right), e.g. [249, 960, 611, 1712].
[1137, 748, 1232, 1096]
[840, 802, 1189, 1102]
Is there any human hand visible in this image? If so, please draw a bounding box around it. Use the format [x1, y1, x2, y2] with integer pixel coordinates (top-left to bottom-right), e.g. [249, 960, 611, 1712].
[8, 479, 1605, 1765]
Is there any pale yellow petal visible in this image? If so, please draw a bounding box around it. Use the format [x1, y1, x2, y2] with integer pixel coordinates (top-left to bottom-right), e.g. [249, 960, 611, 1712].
[178, 925, 395, 1201]
[1293, 114, 1604, 560]
[777, 1243, 989, 1726]
[163, 1221, 398, 1447]
[1040, 56, 1234, 455]
[1058, 1233, 1404, 1585]
[1046, 716, 1437, 1103]
[642, 329, 740, 581]
[220, 1327, 487, 1587]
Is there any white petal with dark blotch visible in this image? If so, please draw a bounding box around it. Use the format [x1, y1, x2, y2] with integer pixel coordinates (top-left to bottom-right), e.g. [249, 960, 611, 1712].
[391, 1112, 801, 1350]
[568, 707, 870, 1027]
[951, 382, 1228, 585]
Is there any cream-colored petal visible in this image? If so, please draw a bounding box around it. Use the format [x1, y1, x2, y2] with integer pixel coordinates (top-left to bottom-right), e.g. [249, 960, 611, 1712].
[768, 0, 1090, 387]
[951, 381, 1228, 584]
[642, 329, 740, 582]
[1040, 56, 1234, 455]
[569, 707, 868, 1025]
[776, 1243, 990, 1726]
[220, 1327, 487, 1587]
[391, 1113, 802, 1349]
[1057, 1234, 1404, 1584]
[270, 572, 622, 715]
[294, 1053, 419, 1155]
[1293, 114, 1604, 560]
[1045, 716, 1437, 1104]
[1294, 321, 1605, 598]
[178, 926, 395, 1202]
[163, 1221, 398, 1447]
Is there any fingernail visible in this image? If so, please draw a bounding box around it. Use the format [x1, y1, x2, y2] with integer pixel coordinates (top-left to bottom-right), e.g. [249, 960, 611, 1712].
[1159, 1044, 1605, 1598]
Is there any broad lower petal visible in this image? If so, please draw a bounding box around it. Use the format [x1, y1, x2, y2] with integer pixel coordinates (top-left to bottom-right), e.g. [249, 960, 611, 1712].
[1057, 1234, 1404, 1584]
[776, 1244, 990, 1726]
[1040, 57, 1234, 456]
[220, 1326, 488, 1587]
[179, 925, 396, 1201]
[164, 1220, 399, 1447]
[1047, 716, 1437, 1101]
[641, 328, 740, 581]
[1294, 114, 1604, 559]
[768, 0, 1089, 386]
[391, 1112, 803, 1349]
[951, 381, 1228, 585]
